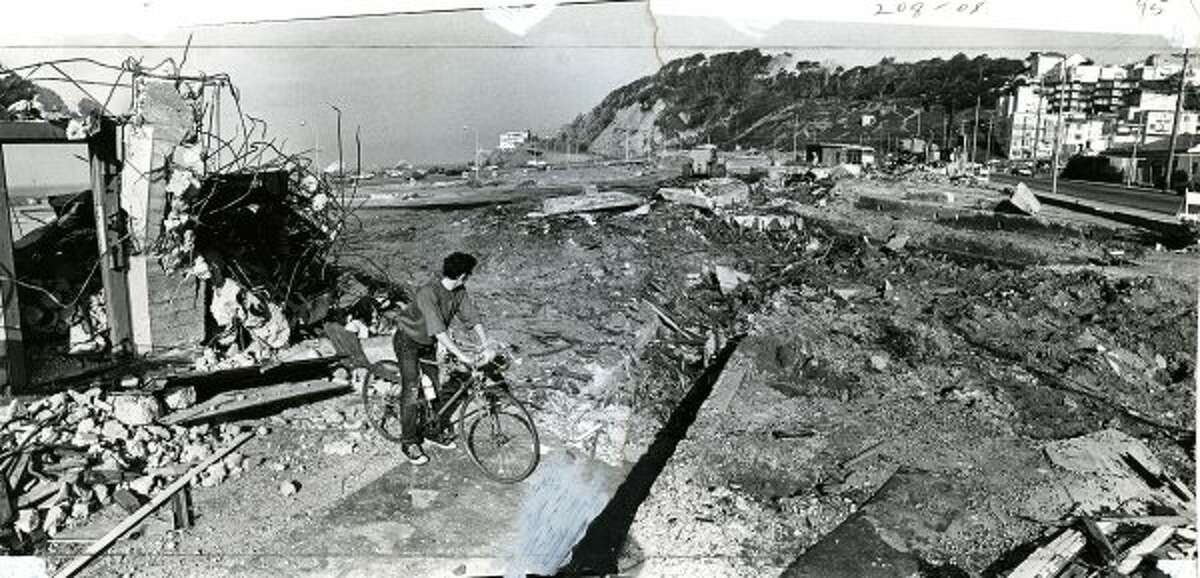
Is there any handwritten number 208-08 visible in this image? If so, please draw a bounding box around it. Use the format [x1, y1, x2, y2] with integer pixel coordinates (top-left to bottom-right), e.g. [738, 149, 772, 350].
[875, 2, 986, 17]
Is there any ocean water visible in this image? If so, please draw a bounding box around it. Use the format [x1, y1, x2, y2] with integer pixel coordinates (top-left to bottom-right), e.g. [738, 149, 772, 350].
[5, 183, 87, 204]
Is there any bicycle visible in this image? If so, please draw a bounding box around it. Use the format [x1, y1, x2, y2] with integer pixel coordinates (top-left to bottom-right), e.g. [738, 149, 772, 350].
[324, 324, 540, 483]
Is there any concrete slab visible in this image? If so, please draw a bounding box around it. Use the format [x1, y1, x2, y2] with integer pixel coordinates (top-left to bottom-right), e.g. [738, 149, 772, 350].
[248, 443, 626, 577]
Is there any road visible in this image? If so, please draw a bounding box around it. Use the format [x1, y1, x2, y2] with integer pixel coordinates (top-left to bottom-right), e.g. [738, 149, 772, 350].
[991, 173, 1183, 215]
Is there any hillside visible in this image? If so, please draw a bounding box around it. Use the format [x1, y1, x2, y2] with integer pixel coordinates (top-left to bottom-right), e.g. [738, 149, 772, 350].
[562, 50, 1024, 158]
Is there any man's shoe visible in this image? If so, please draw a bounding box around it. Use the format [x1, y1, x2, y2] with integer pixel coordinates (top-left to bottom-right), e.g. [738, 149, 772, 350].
[427, 432, 457, 450]
[402, 443, 429, 465]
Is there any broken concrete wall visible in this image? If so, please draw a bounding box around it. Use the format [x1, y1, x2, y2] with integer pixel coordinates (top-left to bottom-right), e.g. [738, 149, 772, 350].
[121, 79, 207, 354]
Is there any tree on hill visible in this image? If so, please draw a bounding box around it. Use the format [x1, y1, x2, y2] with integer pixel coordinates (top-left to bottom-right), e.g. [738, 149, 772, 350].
[565, 49, 1026, 154]
[1, 62, 70, 120]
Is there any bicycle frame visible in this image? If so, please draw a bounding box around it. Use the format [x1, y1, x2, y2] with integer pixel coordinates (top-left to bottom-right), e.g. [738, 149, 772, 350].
[418, 360, 504, 431]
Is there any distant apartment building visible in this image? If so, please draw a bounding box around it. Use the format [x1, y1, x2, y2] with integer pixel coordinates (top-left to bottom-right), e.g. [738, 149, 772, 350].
[998, 51, 1195, 162]
[1042, 62, 1131, 115]
[1129, 54, 1200, 85]
[498, 130, 531, 150]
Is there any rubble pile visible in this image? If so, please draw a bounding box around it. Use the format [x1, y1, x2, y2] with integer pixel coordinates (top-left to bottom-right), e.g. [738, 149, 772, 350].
[0, 389, 251, 542]
[13, 191, 106, 350]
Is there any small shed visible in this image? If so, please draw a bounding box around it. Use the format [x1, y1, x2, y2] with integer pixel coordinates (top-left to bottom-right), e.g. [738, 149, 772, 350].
[805, 143, 877, 167]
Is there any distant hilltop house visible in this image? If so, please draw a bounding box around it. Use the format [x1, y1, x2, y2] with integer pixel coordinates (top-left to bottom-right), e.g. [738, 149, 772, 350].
[805, 143, 876, 167]
[498, 130, 531, 151]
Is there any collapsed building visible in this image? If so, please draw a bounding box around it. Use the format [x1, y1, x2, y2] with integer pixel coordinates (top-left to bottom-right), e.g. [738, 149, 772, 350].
[0, 63, 393, 394]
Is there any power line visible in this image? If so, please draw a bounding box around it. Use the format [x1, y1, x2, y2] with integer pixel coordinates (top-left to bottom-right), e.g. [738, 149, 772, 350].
[192, 0, 646, 28]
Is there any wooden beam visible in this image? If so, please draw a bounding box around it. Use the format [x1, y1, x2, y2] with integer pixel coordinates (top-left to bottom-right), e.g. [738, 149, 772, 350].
[89, 122, 133, 354]
[1116, 526, 1176, 575]
[162, 379, 348, 425]
[0, 121, 70, 144]
[1008, 528, 1087, 578]
[52, 431, 255, 578]
[0, 143, 28, 393]
[119, 128, 154, 354]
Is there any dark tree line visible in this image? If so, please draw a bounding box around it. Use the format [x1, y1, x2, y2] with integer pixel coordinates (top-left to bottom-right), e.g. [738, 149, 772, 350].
[566, 49, 1025, 148]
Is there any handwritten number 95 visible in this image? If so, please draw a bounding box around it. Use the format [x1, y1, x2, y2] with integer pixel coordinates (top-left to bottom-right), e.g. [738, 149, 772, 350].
[1136, 0, 1164, 17]
[875, 1, 985, 16]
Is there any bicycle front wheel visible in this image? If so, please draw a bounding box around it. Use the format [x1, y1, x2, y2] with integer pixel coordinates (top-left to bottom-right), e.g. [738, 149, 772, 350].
[459, 389, 540, 483]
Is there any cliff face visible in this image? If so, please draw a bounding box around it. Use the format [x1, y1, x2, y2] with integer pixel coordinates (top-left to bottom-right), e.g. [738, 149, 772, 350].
[564, 49, 1024, 159]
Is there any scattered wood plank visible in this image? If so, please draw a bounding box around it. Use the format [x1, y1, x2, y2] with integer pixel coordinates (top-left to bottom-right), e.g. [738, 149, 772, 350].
[1007, 528, 1088, 578]
[1116, 526, 1176, 575]
[1098, 515, 1195, 527]
[16, 481, 58, 508]
[541, 191, 643, 216]
[641, 300, 699, 339]
[52, 431, 255, 578]
[162, 379, 350, 425]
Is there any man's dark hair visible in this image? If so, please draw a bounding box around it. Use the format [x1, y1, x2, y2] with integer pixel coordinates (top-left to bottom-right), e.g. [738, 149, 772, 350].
[443, 252, 477, 279]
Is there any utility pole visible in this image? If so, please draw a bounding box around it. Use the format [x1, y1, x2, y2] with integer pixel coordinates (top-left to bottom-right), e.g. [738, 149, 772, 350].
[329, 104, 344, 179]
[791, 112, 798, 163]
[942, 106, 950, 150]
[355, 125, 362, 178]
[1165, 47, 1190, 193]
[1033, 77, 1045, 175]
[971, 94, 981, 163]
[1051, 62, 1066, 196]
[985, 110, 994, 164]
[959, 119, 968, 165]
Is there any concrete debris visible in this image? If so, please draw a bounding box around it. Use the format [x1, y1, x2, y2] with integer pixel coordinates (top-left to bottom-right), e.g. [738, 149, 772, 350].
[659, 177, 750, 211]
[869, 354, 890, 372]
[728, 214, 801, 232]
[996, 182, 1042, 216]
[279, 480, 300, 496]
[42, 505, 66, 536]
[162, 386, 197, 411]
[15, 508, 40, 536]
[827, 163, 862, 180]
[541, 191, 643, 216]
[100, 420, 129, 440]
[0, 381, 264, 539]
[200, 462, 227, 487]
[712, 265, 751, 294]
[623, 204, 652, 217]
[323, 440, 357, 456]
[883, 232, 910, 253]
[129, 475, 158, 497]
[111, 394, 162, 426]
[831, 288, 863, 301]
[322, 409, 345, 425]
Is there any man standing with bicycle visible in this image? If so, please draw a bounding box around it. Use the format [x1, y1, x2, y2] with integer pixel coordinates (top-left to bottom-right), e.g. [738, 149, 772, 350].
[393, 252, 493, 465]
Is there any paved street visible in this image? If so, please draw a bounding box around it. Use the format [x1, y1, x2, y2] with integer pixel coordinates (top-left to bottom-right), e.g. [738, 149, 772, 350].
[991, 173, 1184, 215]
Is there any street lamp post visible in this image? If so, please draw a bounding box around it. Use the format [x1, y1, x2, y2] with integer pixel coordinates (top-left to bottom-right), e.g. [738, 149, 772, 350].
[329, 104, 344, 179]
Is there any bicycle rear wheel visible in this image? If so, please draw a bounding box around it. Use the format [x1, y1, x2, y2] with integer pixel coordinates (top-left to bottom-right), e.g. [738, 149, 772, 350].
[459, 388, 539, 483]
[362, 371, 405, 442]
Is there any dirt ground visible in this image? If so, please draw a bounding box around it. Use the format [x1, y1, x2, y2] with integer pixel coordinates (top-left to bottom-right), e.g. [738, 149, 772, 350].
[29, 165, 1198, 576]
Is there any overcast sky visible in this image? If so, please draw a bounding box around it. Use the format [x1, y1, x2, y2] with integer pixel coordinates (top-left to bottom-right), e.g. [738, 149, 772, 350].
[0, 2, 1172, 187]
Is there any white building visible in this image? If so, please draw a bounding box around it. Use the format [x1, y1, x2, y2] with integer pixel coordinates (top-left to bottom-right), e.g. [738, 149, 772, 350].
[498, 131, 530, 151]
